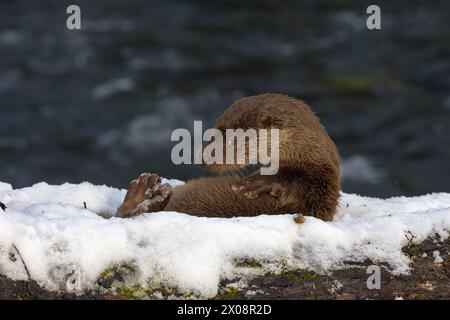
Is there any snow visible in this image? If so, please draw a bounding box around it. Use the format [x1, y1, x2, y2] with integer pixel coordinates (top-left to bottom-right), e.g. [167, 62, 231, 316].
[0, 179, 449, 298]
[432, 250, 443, 263]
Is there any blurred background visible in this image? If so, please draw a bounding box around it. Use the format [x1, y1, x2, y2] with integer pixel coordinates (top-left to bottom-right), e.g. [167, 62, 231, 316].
[0, 0, 449, 197]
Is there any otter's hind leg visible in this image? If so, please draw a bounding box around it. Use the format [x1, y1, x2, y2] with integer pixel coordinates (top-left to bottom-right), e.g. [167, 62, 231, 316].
[164, 176, 282, 217]
[116, 173, 173, 218]
[231, 170, 339, 221]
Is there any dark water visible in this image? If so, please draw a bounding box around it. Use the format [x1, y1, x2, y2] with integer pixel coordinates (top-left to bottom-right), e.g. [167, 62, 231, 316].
[0, 0, 449, 197]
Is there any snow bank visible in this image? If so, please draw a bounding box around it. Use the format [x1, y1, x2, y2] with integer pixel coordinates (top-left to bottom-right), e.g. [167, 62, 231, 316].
[0, 179, 449, 297]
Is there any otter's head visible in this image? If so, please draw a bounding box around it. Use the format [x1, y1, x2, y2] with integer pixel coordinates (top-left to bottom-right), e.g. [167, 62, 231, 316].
[200, 96, 278, 175]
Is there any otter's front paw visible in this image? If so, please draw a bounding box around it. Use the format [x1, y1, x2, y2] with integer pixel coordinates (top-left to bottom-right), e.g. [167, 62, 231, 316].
[231, 175, 284, 199]
[117, 173, 173, 218]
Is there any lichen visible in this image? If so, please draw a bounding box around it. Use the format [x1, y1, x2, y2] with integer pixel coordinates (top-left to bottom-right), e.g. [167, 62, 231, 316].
[117, 286, 147, 300]
[96, 263, 137, 289]
[212, 286, 240, 300]
[234, 258, 263, 268]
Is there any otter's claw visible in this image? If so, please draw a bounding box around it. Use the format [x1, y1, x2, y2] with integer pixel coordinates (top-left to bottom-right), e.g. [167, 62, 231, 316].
[232, 175, 284, 200]
[117, 173, 173, 218]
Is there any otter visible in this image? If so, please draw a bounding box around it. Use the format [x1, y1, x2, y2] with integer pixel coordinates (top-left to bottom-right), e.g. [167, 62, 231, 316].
[116, 94, 340, 222]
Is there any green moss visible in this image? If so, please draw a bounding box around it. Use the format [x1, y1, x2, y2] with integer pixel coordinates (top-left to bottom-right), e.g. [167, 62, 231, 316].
[144, 283, 181, 299]
[99, 268, 114, 280]
[97, 264, 192, 299]
[212, 286, 240, 300]
[97, 263, 137, 289]
[234, 258, 263, 268]
[284, 271, 321, 281]
[118, 286, 147, 300]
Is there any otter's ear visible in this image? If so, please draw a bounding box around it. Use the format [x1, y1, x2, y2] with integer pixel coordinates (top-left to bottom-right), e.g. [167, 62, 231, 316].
[259, 114, 284, 128]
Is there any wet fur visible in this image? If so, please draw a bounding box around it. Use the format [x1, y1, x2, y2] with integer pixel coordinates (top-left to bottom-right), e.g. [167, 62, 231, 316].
[164, 93, 340, 221]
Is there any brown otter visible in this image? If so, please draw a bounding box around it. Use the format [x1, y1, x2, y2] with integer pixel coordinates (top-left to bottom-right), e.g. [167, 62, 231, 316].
[116, 94, 340, 221]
